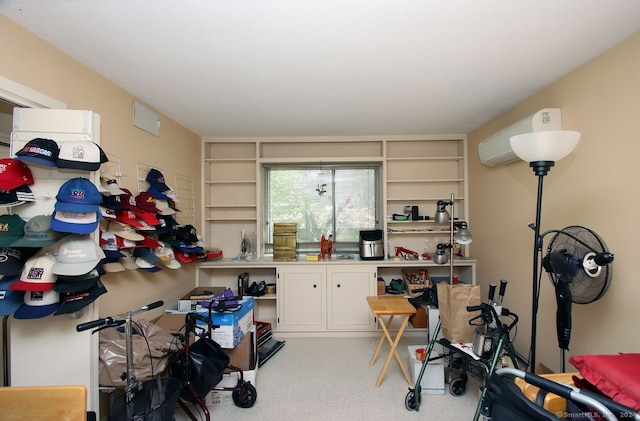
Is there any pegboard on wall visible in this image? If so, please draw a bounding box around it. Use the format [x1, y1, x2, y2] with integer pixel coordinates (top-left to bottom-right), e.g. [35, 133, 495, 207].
[173, 173, 195, 226]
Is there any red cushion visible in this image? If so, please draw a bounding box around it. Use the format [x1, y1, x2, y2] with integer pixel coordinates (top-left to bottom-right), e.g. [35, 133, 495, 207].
[569, 353, 640, 412]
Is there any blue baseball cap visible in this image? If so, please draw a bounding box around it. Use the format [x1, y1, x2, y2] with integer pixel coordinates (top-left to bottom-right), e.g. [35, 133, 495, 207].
[55, 177, 102, 213]
[0, 274, 23, 316]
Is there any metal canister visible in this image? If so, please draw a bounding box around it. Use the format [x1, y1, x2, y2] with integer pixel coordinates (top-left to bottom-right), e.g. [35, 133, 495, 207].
[472, 327, 497, 359]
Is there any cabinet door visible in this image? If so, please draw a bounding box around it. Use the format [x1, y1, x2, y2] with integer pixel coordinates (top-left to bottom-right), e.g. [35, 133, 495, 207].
[277, 266, 326, 331]
[327, 266, 376, 330]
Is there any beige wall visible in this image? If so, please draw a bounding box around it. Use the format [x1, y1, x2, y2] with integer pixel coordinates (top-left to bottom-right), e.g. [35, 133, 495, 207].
[468, 31, 640, 371]
[0, 15, 201, 319]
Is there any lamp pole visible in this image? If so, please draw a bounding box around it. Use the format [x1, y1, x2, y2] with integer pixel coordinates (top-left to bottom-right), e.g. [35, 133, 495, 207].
[529, 161, 553, 372]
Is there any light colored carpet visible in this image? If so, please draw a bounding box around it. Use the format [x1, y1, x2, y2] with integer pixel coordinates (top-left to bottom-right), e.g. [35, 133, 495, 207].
[175, 336, 482, 420]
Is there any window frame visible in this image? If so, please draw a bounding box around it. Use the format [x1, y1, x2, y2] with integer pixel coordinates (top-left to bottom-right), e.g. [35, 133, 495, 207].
[262, 162, 382, 255]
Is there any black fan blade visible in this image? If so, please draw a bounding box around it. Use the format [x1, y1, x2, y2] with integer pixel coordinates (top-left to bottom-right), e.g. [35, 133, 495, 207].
[555, 284, 572, 350]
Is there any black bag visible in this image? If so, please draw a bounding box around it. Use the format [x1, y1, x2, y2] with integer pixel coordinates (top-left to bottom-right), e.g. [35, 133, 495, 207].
[169, 335, 230, 403]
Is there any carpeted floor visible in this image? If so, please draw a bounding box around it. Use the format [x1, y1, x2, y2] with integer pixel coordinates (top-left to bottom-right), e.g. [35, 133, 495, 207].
[174, 336, 482, 420]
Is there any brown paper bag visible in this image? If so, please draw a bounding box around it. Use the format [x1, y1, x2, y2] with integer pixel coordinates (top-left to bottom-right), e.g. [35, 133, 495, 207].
[437, 283, 482, 343]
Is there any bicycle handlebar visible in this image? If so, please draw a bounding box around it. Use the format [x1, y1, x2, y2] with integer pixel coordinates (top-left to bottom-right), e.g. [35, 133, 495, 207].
[76, 300, 165, 332]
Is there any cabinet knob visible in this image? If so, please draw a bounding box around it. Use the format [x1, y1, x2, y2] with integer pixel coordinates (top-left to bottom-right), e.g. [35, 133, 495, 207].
[337, 284, 341, 288]
[313, 284, 317, 288]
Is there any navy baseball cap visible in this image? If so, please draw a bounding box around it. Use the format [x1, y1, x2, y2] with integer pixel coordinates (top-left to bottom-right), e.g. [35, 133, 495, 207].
[145, 169, 170, 192]
[54, 279, 107, 315]
[55, 177, 102, 213]
[15, 138, 59, 167]
[0, 274, 23, 316]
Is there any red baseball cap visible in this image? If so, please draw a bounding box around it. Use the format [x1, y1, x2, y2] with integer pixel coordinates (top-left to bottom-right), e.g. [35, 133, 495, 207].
[0, 158, 35, 190]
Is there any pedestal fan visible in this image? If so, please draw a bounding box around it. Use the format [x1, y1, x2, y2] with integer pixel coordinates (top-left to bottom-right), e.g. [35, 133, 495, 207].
[541, 225, 614, 370]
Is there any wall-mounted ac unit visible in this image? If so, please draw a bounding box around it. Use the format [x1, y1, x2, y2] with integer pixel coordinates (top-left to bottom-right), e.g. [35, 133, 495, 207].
[478, 108, 562, 166]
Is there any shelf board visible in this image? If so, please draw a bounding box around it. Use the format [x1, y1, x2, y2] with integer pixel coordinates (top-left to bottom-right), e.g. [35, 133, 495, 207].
[387, 229, 452, 234]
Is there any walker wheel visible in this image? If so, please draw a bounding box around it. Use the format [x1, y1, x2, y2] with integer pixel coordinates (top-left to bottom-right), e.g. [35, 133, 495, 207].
[449, 377, 467, 396]
[232, 381, 257, 408]
[405, 389, 420, 411]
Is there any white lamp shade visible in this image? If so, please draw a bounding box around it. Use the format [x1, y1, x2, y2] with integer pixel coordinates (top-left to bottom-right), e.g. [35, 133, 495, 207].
[510, 130, 581, 163]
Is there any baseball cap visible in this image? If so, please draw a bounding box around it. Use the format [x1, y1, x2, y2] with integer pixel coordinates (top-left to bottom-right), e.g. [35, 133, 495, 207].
[175, 225, 199, 245]
[14, 138, 60, 167]
[51, 210, 102, 235]
[145, 168, 170, 192]
[56, 141, 108, 171]
[100, 206, 118, 220]
[99, 172, 126, 196]
[54, 269, 101, 294]
[101, 194, 129, 211]
[100, 258, 125, 273]
[154, 199, 176, 216]
[138, 234, 161, 249]
[0, 214, 27, 247]
[13, 289, 61, 319]
[0, 248, 31, 276]
[155, 215, 179, 234]
[118, 249, 139, 270]
[135, 192, 161, 213]
[0, 185, 36, 207]
[54, 279, 107, 315]
[120, 188, 140, 211]
[100, 231, 125, 259]
[55, 177, 102, 213]
[51, 235, 105, 276]
[154, 245, 181, 269]
[133, 247, 161, 263]
[174, 250, 201, 265]
[108, 221, 144, 241]
[115, 210, 143, 228]
[131, 208, 160, 227]
[146, 185, 172, 201]
[134, 257, 162, 273]
[11, 215, 63, 247]
[0, 158, 34, 190]
[10, 253, 57, 292]
[0, 274, 23, 315]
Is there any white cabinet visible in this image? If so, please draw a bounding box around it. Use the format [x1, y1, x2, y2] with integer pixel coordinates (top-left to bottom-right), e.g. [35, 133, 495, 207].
[327, 265, 376, 330]
[277, 264, 377, 332]
[277, 265, 326, 331]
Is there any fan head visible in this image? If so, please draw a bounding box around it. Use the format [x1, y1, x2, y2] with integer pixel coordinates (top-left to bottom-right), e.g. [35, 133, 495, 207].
[543, 225, 613, 304]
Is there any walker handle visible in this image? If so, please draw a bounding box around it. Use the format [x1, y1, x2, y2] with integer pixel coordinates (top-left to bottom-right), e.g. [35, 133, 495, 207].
[143, 300, 164, 311]
[76, 317, 113, 332]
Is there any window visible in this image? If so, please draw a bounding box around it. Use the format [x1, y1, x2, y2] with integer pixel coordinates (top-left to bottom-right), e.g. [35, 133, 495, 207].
[264, 164, 381, 254]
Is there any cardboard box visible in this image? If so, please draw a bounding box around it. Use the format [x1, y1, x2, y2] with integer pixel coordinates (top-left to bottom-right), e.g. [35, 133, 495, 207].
[176, 287, 227, 312]
[410, 305, 428, 328]
[153, 313, 187, 335]
[224, 327, 256, 372]
[195, 297, 255, 349]
[165, 295, 255, 348]
[408, 345, 445, 394]
[377, 279, 385, 295]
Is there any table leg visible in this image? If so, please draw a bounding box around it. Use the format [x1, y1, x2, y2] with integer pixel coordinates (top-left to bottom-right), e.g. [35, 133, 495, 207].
[375, 315, 412, 387]
[370, 314, 395, 366]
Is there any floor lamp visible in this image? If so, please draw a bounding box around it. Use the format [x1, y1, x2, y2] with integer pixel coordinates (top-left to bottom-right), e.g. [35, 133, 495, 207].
[434, 193, 473, 284]
[509, 130, 580, 372]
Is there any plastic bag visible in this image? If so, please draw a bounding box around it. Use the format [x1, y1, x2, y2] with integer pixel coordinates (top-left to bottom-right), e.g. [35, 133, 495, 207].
[169, 335, 230, 403]
[99, 319, 181, 388]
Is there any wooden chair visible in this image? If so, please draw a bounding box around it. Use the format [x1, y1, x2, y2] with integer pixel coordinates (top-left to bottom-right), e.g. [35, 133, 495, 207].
[0, 385, 87, 421]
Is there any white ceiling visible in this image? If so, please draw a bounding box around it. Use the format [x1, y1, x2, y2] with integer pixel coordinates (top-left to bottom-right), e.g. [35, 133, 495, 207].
[2, 0, 640, 137]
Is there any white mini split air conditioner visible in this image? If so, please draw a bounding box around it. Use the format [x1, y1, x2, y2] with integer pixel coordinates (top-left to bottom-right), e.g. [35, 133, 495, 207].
[478, 108, 562, 166]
